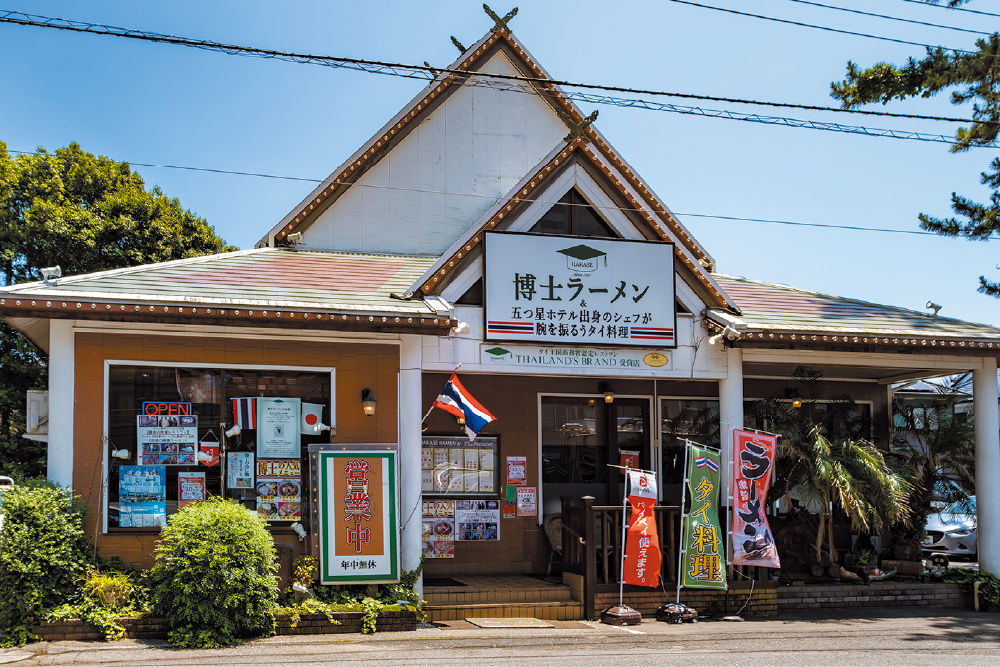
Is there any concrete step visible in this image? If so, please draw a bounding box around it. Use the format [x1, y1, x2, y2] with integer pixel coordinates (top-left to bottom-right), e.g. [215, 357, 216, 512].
[424, 586, 572, 605]
[423, 600, 584, 622]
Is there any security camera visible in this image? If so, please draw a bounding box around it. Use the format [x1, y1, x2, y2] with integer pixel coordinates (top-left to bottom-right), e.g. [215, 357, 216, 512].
[450, 321, 471, 337]
[225, 424, 241, 438]
[926, 301, 942, 316]
[40, 265, 61, 282]
[709, 325, 739, 345]
[195, 451, 213, 464]
[111, 448, 130, 460]
[287, 232, 302, 242]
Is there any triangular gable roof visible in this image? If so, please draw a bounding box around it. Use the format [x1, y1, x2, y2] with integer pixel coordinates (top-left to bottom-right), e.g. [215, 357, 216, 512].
[258, 22, 717, 281]
[707, 274, 1000, 350]
[407, 138, 739, 311]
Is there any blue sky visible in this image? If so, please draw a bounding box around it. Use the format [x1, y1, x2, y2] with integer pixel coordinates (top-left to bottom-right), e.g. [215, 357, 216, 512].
[2, 0, 998, 324]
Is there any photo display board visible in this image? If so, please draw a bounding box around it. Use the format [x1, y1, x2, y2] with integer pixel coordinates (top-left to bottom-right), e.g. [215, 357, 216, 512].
[484, 232, 676, 348]
[317, 448, 400, 585]
[421, 436, 497, 495]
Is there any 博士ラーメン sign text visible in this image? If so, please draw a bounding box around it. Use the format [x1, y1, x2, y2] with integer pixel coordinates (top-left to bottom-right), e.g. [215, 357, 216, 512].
[484, 232, 676, 348]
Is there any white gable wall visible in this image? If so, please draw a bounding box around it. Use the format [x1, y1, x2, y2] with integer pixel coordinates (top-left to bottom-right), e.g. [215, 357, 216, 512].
[301, 52, 567, 255]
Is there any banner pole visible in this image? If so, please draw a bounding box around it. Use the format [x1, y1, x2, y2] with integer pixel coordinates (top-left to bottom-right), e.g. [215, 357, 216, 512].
[727, 429, 734, 567]
[619, 469, 629, 608]
[675, 441, 691, 605]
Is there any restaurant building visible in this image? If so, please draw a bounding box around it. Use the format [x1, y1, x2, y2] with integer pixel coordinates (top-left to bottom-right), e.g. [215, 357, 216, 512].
[3, 11, 999, 619]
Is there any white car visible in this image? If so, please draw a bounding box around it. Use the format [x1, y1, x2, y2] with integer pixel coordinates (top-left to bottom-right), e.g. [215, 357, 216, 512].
[923, 497, 977, 560]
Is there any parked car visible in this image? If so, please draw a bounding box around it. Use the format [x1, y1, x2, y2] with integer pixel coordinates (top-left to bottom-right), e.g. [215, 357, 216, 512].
[923, 496, 977, 560]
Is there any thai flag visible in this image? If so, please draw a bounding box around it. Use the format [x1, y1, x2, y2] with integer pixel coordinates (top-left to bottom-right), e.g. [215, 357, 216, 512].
[432, 373, 497, 441]
[630, 326, 674, 341]
[695, 456, 719, 473]
[487, 320, 534, 335]
[232, 397, 257, 429]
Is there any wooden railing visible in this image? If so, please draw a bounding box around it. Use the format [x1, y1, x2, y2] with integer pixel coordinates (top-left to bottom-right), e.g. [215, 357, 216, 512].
[560, 495, 680, 618]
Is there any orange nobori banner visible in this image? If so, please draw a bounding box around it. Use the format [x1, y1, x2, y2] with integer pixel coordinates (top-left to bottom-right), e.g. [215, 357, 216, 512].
[317, 448, 399, 585]
[622, 470, 661, 588]
[731, 429, 781, 568]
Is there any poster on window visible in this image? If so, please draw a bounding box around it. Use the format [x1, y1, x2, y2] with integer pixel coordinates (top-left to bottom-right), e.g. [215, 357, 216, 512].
[483, 231, 676, 347]
[422, 500, 455, 559]
[256, 397, 301, 458]
[178, 472, 206, 508]
[137, 415, 198, 465]
[317, 448, 400, 584]
[227, 452, 255, 489]
[455, 500, 500, 541]
[731, 429, 781, 568]
[118, 465, 166, 528]
[256, 458, 301, 521]
[421, 436, 498, 496]
[515, 487, 537, 517]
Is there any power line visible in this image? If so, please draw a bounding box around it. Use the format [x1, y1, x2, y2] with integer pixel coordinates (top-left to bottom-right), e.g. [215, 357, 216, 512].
[665, 0, 994, 54]
[0, 8, 991, 127]
[782, 0, 994, 35]
[5, 149, 968, 240]
[897, 0, 1000, 19]
[0, 10, 996, 147]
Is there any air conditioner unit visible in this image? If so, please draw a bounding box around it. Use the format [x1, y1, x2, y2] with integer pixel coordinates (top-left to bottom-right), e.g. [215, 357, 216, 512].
[26, 390, 48, 435]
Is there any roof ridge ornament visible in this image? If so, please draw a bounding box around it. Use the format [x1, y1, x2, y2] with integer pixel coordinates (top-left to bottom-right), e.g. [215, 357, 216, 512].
[450, 36, 467, 53]
[484, 4, 518, 33]
[555, 108, 599, 143]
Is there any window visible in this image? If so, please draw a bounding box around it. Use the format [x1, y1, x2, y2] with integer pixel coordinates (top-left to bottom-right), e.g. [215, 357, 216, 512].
[107, 364, 331, 531]
[660, 399, 720, 485]
[541, 396, 608, 486]
[529, 189, 617, 238]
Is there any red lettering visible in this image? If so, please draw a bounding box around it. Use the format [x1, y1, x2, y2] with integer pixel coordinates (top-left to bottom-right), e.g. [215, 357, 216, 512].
[142, 402, 191, 416]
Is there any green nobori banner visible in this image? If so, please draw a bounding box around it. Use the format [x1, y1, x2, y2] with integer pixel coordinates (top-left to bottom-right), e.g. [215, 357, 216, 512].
[681, 443, 727, 590]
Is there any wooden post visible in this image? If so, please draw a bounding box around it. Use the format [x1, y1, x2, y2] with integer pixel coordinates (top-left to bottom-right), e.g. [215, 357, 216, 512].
[582, 496, 596, 620]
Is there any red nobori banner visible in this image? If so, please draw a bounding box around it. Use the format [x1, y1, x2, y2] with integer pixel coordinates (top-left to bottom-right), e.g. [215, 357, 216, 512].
[622, 470, 661, 587]
[731, 430, 781, 568]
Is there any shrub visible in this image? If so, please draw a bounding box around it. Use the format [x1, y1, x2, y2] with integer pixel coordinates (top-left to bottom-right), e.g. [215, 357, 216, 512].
[149, 497, 278, 648]
[0, 480, 92, 647]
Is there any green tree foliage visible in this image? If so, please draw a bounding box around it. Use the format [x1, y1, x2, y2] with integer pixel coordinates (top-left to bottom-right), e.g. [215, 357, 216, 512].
[149, 497, 279, 648]
[0, 480, 93, 646]
[829, 8, 1000, 296]
[0, 141, 236, 476]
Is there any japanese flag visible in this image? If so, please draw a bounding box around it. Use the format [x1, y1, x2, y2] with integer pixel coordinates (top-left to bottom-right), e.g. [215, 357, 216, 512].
[301, 403, 324, 432]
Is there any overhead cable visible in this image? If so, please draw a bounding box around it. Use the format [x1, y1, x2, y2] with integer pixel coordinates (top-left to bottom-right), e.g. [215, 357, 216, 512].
[0, 8, 992, 130]
[782, 0, 994, 35]
[897, 0, 1000, 19]
[664, 0, 995, 55]
[5, 149, 967, 239]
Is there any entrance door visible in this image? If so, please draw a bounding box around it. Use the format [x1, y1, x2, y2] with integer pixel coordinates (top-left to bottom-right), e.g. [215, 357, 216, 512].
[540, 395, 652, 515]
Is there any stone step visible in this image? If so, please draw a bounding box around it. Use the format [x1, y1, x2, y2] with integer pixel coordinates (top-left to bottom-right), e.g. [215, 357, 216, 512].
[423, 586, 572, 605]
[423, 600, 584, 622]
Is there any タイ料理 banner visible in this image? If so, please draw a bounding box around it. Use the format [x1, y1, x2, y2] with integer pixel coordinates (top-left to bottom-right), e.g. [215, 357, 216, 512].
[681, 444, 727, 590]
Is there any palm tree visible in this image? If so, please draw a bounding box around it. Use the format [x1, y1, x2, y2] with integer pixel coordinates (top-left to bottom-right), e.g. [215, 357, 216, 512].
[784, 427, 912, 564]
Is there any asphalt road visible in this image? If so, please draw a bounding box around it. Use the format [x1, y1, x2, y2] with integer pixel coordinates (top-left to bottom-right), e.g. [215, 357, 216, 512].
[3, 608, 999, 667]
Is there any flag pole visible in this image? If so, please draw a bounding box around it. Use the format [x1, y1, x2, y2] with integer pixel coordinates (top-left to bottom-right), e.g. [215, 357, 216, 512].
[619, 468, 629, 608]
[675, 440, 691, 605]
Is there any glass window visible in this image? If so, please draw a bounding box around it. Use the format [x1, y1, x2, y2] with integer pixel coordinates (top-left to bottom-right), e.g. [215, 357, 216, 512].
[660, 399, 720, 485]
[529, 190, 617, 238]
[541, 396, 608, 486]
[107, 365, 330, 531]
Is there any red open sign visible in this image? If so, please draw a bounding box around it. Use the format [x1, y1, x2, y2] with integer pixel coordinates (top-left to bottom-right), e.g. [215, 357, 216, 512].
[142, 401, 192, 416]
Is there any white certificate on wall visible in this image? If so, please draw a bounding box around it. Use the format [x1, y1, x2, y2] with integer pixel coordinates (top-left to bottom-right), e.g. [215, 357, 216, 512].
[256, 397, 301, 458]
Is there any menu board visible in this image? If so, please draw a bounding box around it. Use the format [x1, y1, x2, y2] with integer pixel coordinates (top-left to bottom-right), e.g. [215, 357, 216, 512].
[118, 465, 166, 527]
[227, 452, 255, 489]
[421, 436, 497, 496]
[137, 415, 198, 465]
[256, 458, 301, 521]
[455, 500, 500, 541]
[421, 500, 455, 559]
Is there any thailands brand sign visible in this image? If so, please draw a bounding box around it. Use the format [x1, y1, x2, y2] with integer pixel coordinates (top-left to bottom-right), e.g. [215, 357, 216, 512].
[317, 449, 399, 584]
[731, 430, 781, 568]
[481, 344, 671, 375]
[483, 232, 676, 348]
[622, 471, 661, 587]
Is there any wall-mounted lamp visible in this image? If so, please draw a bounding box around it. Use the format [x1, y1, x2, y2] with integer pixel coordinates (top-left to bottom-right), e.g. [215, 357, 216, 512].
[111, 448, 130, 460]
[709, 325, 739, 345]
[361, 388, 377, 416]
[926, 301, 942, 317]
[450, 321, 471, 337]
[312, 422, 332, 433]
[195, 451, 214, 464]
[785, 388, 803, 409]
[457, 415, 466, 425]
[599, 382, 615, 404]
[422, 422, 429, 433]
[225, 424, 241, 438]
[40, 265, 61, 283]
[291, 522, 308, 542]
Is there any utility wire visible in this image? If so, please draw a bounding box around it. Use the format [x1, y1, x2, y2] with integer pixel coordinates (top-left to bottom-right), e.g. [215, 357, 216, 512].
[6, 149, 963, 239]
[0, 8, 991, 127]
[0, 10, 996, 146]
[782, 0, 995, 35]
[897, 0, 1000, 19]
[665, 0, 995, 55]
